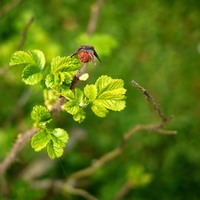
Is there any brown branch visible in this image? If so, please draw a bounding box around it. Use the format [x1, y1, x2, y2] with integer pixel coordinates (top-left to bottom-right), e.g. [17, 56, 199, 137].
[86, 0, 104, 36]
[0, 16, 34, 76]
[30, 179, 97, 200]
[131, 80, 172, 125]
[16, 16, 35, 50]
[114, 180, 133, 200]
[67, 123, 176, 183]
[0, 127, 38, 176]
[70, 63, 88, 89]
[68, 147, 122, 181]
[0, 0, 22, 18]
[62, 184, 98, 200]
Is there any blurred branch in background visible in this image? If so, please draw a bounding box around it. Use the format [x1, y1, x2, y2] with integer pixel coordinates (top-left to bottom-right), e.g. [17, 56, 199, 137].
[0, 128, 38, 176]
[0, 0, 21, 18]
[87, 0, 104, 36]
[0, 16, 34, 76]
[16, 16, 35, 50]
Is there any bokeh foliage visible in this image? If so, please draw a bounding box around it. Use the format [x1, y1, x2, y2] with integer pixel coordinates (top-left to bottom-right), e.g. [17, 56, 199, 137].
[0, 0, 200, 199]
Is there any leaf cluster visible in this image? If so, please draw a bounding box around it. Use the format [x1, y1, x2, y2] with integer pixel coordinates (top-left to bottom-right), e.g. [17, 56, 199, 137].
[10, 50, 127, 159]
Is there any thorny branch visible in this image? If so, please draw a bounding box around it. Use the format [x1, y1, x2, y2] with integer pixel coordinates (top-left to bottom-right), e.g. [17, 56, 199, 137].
[131, 80, 171, 124]
[0, 128, 38, 176]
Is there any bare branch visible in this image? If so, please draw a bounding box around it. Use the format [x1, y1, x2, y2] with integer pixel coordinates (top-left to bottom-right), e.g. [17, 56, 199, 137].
[87, 0, 104, 36]
[0, 0, 21, 18]
[0, 16, 34, 76]
[16, 16, 35, 50]
[68, 147, 122, 181]
[67, 123, 176, 183]
[62, 184, 98, 200]
[70, 63, 88, 89]
[131, 80, 172, 125]
[114, 180, 133, 200]
[0, 127, 38, 176]
[30, 179, 97, 200]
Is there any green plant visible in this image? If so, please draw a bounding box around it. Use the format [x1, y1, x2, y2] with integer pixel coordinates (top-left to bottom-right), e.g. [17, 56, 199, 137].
[9, 50, 126, 159]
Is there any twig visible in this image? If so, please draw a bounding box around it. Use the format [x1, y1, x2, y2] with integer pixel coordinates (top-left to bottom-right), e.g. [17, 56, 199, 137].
[0, 0, 21, 18]
[50, 96, 67, 115]
[30, 179, 97, 200]
[16, 16, 35, 50]
[70, 63, 88, 89]
[68, 147, 122, 181]
[87, 0, 104, 36]
[131, 80, 172, 124]
[67, 123, 176, 183]
[62, 184, 98, 200]
[114, 180, 133, 200]
[0, 16, 34, 76]
[0, 127, 38, 176]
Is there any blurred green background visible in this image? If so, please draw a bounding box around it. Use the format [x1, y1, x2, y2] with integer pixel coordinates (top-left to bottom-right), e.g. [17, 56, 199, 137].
[0, 0, 200, 199]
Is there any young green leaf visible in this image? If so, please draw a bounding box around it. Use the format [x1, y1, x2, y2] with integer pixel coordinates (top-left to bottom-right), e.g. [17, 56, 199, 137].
[31, 130, 51, 152]
[10, 50, 45, 85]
[50, 128, 69, 148]
[22, 65, 43, 85]
[45, 74, 55, 89]
[62, 89, 86, 122]
[84, 84, 98, 101]
[73, 108, 86, 122]
[90, 75, 126, 117]
[9, 51, 34, 67]
[47, 141, 64, 159]
[31, 105, 52, 126]
[51, 56, 80, 74]
[91, 101, 109, 117]
[46, 128, 69, 159]
[30, 50, 45, 70]
[63, 101, 80, 115]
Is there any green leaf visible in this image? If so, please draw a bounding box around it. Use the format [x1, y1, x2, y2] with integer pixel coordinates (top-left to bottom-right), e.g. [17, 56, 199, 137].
[47, 141, 64, 159]
[10, 50, 45, 85]
[46, 128, 69, 159]
[90, 75, 126, 117]
[31, 105, 52, 125]
[30, 50, 45, 70]
[9, 51, 34, 67]
[10, 50, 45, 69]
[31, 130, 51, 152]
[63, 100, 80, 115]
[50, 128, 69, 148]
[62, 89, 86, 122]
[61, 89, 75, 100]
[73, 109, 86, 123]
[45, 74, 55, 89]
[22, 65, 43, 85]
[91, 101, 109, 117]
[84, 84, 97, 101]
[51, 56, 80, 74]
